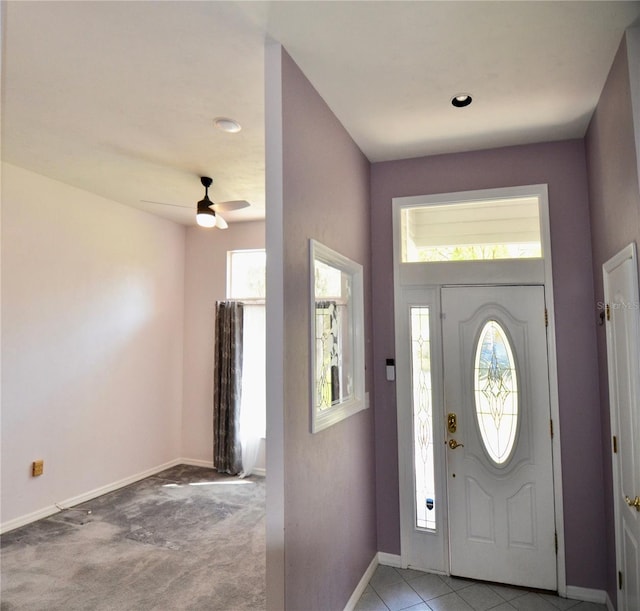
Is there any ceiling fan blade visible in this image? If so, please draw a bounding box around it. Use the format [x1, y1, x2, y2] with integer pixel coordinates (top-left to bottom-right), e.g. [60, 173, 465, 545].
[211, 200, 250, 212]
[140, 200, 190, 209]
[215, 214, 228, 230]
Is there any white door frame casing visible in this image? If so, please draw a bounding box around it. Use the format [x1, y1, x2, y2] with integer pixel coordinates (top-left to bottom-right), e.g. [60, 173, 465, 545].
[395, 286, 449, 572]
[443, 285, 557, 589]
[392, 184, 566, 595]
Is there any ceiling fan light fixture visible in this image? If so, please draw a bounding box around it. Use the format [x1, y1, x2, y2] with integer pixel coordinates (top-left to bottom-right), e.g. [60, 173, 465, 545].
[197, 209, 217, 228]
[451, 93, 473, 108]
[141, 175, 247, 229]
[213, 117, 242, 133]
[197, 186, 217, 228]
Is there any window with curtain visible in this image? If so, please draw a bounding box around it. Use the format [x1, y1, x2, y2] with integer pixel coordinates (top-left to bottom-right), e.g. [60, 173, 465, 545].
[227, 249, 266, 476]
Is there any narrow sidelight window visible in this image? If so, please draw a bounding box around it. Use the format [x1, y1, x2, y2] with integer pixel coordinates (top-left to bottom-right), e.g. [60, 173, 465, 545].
[410, 307, 436, 530]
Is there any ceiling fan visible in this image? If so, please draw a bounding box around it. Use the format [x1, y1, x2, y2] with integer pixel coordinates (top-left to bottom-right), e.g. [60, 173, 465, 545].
[141, 176, 250, 228]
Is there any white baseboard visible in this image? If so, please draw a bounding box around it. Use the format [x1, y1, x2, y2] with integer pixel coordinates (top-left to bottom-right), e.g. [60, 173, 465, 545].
[1, 458, 193, 534]
[343, 554, 378, 611]
[343, 552, 406, 610]
[180, 458, 214, 468]
[0, 458, 266, 534]
[378, 552, 402, 568]
[1, 505, 66, 535]
[565, 585, 607, 604]
[605, 592, 615, 611]
[181, 458, 265, 477]
[344, 554, 611, 610]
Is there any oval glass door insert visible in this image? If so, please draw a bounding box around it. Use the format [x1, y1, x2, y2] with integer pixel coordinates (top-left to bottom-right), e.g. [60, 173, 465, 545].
[474, 320, 519, 465]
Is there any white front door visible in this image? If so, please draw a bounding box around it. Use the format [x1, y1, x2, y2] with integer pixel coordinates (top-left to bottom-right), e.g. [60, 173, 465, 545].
[442, 285, 557, 589]
[604, 244, 640, 611]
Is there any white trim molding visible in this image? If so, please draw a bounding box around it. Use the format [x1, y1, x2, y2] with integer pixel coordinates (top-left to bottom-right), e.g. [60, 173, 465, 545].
[343, 552, 405, 611]
[0, 458, 183, 534]
[344, 551, 607, 610]
[181, 458, 214, 469]
[565, 586, 608, 605]
[0, 458, 249, 534]
[378, 552, 403, 568]
[343, 555, 378, 611]
[309, 239, 366, 433]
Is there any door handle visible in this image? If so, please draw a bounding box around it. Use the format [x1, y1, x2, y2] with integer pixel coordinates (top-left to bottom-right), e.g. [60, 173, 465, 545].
[625, 495, 640, 511]
[448, 439, 464, 450]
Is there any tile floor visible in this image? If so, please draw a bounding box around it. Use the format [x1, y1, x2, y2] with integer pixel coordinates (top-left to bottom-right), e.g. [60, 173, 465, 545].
[354, 565, 607, 611]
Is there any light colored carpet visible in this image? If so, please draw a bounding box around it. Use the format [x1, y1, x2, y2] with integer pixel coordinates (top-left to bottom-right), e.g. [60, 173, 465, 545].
[1, 465, 265, 610]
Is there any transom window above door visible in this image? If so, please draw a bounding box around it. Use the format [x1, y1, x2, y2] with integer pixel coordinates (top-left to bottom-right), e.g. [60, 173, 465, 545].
[400, 196, 542, 263]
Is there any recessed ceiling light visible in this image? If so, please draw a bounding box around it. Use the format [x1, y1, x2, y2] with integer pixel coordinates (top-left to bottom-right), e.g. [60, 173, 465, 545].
[451, 94, 473, 108]
[213, 117, 242, 133]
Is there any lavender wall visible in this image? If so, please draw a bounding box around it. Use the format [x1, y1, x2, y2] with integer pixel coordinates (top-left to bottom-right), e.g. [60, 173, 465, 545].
[370, 140, 604, 589]
[279, 49, 377, 609]
[585, 35, 640, 605]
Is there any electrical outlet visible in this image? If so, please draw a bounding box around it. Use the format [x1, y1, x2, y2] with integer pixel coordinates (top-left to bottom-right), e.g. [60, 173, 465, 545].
[32, 460, 44, 477]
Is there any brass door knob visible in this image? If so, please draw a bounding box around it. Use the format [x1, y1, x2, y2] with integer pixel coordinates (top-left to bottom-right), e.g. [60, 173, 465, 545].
[625, 495, 640, 511]
[448, 439, 464, 450]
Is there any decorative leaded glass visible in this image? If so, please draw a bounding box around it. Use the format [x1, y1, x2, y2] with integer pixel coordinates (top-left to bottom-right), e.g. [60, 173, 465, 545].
[310, 240, 364, 434]
[474, 320, 519, 465]
[315, 301, 339, 410]
[410, 307, 436, 530]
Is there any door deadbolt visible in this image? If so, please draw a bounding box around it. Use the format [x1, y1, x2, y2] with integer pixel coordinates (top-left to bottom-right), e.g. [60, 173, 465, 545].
[447, 413, 457, 434]
[625, 495, 640, 511]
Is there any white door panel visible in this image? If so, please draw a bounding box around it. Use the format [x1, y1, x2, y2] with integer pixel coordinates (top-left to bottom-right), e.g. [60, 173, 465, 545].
[604, 244, 640, 611]
[442, 285, 557, 589]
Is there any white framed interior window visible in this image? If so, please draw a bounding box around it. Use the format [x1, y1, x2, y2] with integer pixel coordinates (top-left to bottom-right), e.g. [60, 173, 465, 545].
[310, 240, 365, 433]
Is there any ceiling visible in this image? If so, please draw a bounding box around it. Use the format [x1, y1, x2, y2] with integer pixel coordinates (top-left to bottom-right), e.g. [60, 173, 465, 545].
[3, 1, 640, 227]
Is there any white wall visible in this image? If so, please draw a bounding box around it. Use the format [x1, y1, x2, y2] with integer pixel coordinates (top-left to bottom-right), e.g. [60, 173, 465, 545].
[1, 163, 185, 527]
[182, 221, 265, 464]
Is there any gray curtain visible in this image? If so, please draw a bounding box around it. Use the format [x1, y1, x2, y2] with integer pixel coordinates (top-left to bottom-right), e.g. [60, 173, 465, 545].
[213, 300, 244, 475]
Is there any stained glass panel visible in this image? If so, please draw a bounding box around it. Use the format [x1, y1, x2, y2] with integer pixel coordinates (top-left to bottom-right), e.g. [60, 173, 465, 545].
[474, 321, 519, 465]
[315, 301, 340, 410]
[410, 307, 436, 530]
[314, 258, 353, 411]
